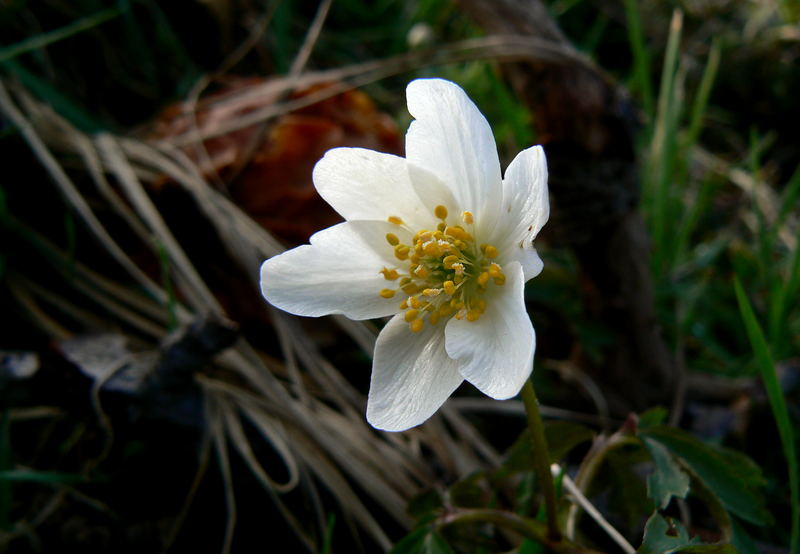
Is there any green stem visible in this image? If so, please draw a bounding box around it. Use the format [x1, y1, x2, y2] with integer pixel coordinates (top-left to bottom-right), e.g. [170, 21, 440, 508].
[437, 508, 601, 553]
[520, 378, 561, 541]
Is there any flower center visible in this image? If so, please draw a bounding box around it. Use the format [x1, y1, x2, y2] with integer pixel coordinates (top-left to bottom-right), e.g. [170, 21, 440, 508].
[378, 205, 506, 332]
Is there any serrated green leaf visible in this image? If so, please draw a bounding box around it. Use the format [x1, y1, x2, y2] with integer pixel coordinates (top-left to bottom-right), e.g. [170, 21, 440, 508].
[643, 438, 690, 509]
[640, 426, 770, 526]
[638, 512, 700, 554]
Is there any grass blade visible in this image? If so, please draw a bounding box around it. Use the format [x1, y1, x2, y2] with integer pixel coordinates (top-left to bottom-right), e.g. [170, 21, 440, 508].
[0, 8, 120, 63]
[733, 276, 799, 552]
[623, 0, 654, 118]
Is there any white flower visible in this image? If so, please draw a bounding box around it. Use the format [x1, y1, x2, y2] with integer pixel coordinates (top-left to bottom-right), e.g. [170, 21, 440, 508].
[260, 78, 549, 432]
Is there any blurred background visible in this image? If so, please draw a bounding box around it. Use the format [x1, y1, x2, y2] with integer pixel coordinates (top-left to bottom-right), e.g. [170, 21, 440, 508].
[0, 0, 798, 552]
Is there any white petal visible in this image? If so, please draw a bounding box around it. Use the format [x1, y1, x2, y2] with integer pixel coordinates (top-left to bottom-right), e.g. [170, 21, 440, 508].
[312, 148, 430, 229]
[518, 246, 544, 281]
[261, 221, 409, 320]
[444, 261, 534, 399]
[492, 145, 549, 251]
[405, 79, 502, 235]
[367, 315, 463, 431]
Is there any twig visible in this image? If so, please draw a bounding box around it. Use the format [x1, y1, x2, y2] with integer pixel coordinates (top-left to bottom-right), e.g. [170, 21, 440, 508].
[554, 464, 636, 554]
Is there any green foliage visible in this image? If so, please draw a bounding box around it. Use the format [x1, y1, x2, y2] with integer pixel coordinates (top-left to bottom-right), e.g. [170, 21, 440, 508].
[640, 425, 770, 526]
[734, 276, 799, 552]
[642, 438, 690, 509]
[638, 512, 701, 553]
[390, 528, 454, 554]
[503, 421, 595, 473]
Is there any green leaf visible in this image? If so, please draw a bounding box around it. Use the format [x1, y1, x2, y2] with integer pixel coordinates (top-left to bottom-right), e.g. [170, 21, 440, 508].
[638, 512, 700, 554]
[639, 426, 770, 526]
[449, 473, 490, 509]
[503, 422, 595, 473]
[639, 407, 669, 430]
[734, 275, 799, 551]
[643, 438, 690, 509]
[390, 528, 454, 554]
[408, 488, 444, 520]
[678, 545, 737, 553]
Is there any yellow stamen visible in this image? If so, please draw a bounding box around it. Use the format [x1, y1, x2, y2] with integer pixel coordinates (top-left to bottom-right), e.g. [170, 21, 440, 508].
[379, 288, 396, 299]
[410, 319, 424, 333]
[385, 233, 400, 246]
[429, 312, 441, 325]
[388, 216, 403, 225]
[443, 280, 456, 296]
[462, 211, 474, 225]
[423, 288, 441, 297]
[437, 222, 447, 232]
[380, 267, 399, 280]
[484, 245, 499, 259]
[488, 263, 503, 278]
[466, 310, 481, 322]
[409, 296, 424, 309]
[414, 266, 430, 279]
[394, 244, 410, 260]
[443, 255, 459, 269]
[478, 272, 490, 287]
[434, 205, 448, 219]
[399, 300, 408, 309]
[404, 309, 419, 322]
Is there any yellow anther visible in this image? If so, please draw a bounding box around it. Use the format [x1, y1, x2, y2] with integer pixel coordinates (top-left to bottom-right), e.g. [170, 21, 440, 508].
[488, 263, 503, 278]
[401, 282, 418, 294]
[455, 308, 467, 320]
[409, 296, 424, 309]
[385, 233, 400, 246]
[423, 288, 441, 297]
[394, 244, 410, 260]
[444, 226, 466, 240]
[462, 211, 474, 225]
[439, 304, 453, 316]
[437, 222, 447, 232]
[429, 312, 441, 325]
[414, 265, 430, 279]
[399, 299, 408, 309]
[423, 241, 440, 257]
[477, 299, 487, 312]
[434, 205, 449, 219]
[484, 245, 499, 259]
[443, 280, 456, 296]
[466, 310, 481, 322]
[379, 288, 396, 299]
[452, 263, 465, 276]
[493, 275, 506, 286]
[388, 216, 403, 225]
[433, 230, 445, 240]
[405, 309, 419, 322]
[478, 272, 490, 287]
[380, 267, 399, 280]
[443, 255, 459, 269]
[410, 319, 425, 333]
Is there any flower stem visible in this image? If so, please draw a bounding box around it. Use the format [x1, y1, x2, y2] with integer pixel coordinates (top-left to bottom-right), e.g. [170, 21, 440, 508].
[520, 378, 561, 541]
